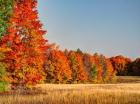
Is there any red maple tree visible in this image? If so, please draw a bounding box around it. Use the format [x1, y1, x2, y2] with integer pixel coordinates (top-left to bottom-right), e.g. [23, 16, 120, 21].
[0, 0, 47, 88]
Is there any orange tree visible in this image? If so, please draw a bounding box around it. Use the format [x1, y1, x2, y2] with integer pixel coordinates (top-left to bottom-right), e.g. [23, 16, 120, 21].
[105, 59, 116, 82]
[93, 53, 103, 83]
[97, 55, 115, 82]
[67, 51, 88, 83]
[0, 0, 47, 88]
[110, 55, 131, 75]
[45, 49, 72, 83]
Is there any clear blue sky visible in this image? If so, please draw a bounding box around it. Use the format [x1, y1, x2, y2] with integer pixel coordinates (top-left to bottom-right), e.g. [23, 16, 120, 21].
[37, 0, 140, 59]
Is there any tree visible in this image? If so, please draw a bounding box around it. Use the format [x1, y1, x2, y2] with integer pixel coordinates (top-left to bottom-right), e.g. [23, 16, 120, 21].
[0, 61, 8, 92]
[76, 48, 83, 54]
[98, 55, 107, 82]
[110, 55, 131, 76]
[105, 59, 116, 82]
[93, 53, 103, 83]
[90, 65, 97, 82]
[0, 47, 11, 92]
[45, 50, 72, 83]
[83, 53, 97, 82]
[128, 58, 140, 76]
[68, 51, 88, 83]
[0, 0, 47, 88]
[0, 0, 13, 37]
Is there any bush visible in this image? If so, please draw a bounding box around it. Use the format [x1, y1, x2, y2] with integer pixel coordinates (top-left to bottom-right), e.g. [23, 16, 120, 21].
[0, 62, 8, 92]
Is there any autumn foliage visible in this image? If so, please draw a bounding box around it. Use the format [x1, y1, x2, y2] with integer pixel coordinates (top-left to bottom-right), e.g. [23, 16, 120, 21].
[45, 46, 116, 84]
[0, 0, 139, 91]
[0, 0, 47, 88]
[67, 51, 88, 83]
[110, 55, 131, 75]
[45, 49, 72, 83]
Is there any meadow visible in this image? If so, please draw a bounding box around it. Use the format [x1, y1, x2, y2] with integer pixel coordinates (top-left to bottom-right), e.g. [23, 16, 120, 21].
[0, 76, 140, 104]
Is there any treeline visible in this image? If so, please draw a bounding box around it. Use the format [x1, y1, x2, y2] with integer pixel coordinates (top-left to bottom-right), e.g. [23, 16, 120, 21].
[45, 44, 140, 84]
[0, 0, 116, 91]
[110, 56, 140, 76]
[45, 45, 116, 84]
[0, 0, 139, 92]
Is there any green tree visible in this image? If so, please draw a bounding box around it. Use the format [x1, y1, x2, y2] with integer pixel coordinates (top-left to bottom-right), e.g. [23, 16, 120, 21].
[0, 50, 8, 92]
[99, 55, 105, 81]
[0, 63, 8, 92]
[0, 0, 13, 37]
[128, 58, 140, 76]
[90, 65, 97, 82]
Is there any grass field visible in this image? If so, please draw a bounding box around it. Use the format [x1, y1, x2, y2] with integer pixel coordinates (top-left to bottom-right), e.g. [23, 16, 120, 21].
[117, 76, 140, 83]
[0, 76, 140, 104]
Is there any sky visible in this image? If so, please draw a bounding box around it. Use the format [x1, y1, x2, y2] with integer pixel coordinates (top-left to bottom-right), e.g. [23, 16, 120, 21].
[37, 0, 140, 59]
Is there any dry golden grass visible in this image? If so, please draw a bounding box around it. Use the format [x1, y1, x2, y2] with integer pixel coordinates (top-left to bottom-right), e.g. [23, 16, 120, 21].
[117, 76, 140, 83]
[0, 83, 140, 104]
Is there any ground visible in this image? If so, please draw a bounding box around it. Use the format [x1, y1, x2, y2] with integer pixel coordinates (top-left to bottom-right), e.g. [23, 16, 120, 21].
[0, 76, 140, 104]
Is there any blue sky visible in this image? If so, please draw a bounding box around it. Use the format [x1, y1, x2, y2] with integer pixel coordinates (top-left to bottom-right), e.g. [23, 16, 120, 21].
[37, 0, 140, 59]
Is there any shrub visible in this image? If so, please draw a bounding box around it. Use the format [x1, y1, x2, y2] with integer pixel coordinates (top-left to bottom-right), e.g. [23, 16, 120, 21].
[0, 62, 8, 92]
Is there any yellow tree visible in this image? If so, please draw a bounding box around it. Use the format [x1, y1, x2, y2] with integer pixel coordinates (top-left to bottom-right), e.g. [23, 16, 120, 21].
[45, 50, 72, 83]
[68, 51, 88, 83]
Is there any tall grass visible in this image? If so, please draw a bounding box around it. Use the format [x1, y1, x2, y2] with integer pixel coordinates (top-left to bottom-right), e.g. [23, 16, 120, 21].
[117, 76, 140, 83]
[0, 84, 140, 104]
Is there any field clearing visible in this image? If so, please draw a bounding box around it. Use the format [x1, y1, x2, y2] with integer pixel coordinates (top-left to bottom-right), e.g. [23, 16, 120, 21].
[0, 76, 140, 104]
[117, 76, 140, 83]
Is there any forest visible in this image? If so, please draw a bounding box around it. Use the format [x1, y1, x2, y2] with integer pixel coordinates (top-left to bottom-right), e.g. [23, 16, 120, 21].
[0, 0, 140, 92]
